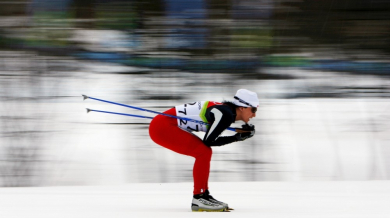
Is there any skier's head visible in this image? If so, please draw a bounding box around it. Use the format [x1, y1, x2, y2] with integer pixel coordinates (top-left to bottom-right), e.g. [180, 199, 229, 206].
[233, 89, 259, 108]
[233, 89, 259, 123]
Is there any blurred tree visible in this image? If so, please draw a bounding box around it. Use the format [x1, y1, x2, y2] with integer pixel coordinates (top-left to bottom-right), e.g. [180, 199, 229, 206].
[273, 0, 390, 53]
[0, 0, 28, 16]
[134, 0, 164, 16]
[70, 0, 96, 28]
[207, 0, 231, 19]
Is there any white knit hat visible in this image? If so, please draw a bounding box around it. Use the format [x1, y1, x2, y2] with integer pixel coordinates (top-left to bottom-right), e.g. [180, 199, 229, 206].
[233, 89, 259, 107]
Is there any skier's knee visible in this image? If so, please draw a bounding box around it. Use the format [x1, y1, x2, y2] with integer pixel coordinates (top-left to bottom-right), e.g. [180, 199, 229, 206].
[201, 146, 212, 160]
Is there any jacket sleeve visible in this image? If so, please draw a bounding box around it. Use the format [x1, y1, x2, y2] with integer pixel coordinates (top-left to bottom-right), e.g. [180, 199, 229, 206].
[202, 107, 237, 147]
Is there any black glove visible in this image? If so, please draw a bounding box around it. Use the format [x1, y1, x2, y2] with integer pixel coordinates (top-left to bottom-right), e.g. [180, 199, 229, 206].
[235, 124, 255, 141]
[241, 123, 255, 131]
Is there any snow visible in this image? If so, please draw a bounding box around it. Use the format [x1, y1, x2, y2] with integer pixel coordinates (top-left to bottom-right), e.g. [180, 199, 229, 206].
[0, 181, 389, 218]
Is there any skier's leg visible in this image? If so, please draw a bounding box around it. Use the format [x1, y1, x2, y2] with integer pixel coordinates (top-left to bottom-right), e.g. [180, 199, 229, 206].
[149, 108, 226, 212]
[190, 141, 212, 195]
[149, 108, 211, 194]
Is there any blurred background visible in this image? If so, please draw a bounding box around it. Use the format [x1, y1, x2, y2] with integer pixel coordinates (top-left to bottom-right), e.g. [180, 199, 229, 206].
[0, 0, 389, 187]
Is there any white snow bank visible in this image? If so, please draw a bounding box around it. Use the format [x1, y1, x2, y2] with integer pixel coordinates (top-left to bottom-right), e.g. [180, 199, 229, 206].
[0, 181, 389, 218]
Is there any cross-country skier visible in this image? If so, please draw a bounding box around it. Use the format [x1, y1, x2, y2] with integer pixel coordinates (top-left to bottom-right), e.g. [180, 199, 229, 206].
[148, 89, 259, 212]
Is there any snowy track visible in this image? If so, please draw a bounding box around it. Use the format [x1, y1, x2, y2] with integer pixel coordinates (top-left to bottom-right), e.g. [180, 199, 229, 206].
[1, 181, 389, 218]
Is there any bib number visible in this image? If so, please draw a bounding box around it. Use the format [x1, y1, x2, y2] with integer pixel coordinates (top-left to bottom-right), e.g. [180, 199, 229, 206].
[176, 102, 208, 132]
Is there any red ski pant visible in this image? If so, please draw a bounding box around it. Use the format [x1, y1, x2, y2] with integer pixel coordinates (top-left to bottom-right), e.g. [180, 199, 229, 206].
[149, 108, 211, 195]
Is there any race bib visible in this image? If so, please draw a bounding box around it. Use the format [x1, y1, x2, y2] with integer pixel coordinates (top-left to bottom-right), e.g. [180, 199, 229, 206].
[175, 101, 208, 132]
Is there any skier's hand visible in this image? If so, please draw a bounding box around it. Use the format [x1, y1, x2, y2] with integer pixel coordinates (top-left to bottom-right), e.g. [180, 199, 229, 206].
[235, 124, 255, 141]
[241, 123, 255, 131]
[235, 124, 255, 133]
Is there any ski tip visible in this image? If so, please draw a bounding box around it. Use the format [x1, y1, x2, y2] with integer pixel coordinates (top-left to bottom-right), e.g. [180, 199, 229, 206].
[82, 94, 88, 100]
[86, 108, 91, 113]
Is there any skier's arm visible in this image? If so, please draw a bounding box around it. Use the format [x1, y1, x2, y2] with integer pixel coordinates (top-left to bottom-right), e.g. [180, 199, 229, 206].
[203, 107, 237, 147]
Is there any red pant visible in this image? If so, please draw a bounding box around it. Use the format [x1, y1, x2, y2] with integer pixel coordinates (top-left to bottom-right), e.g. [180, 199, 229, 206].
[149, 108, 212, 195]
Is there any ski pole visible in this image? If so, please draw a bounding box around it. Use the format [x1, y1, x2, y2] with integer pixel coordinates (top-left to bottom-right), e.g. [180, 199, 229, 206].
[82, 95, 236, 132]
[83, 94, 211, 126]
[86, 108, 155, 120]
[83, 95, 173, 117]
